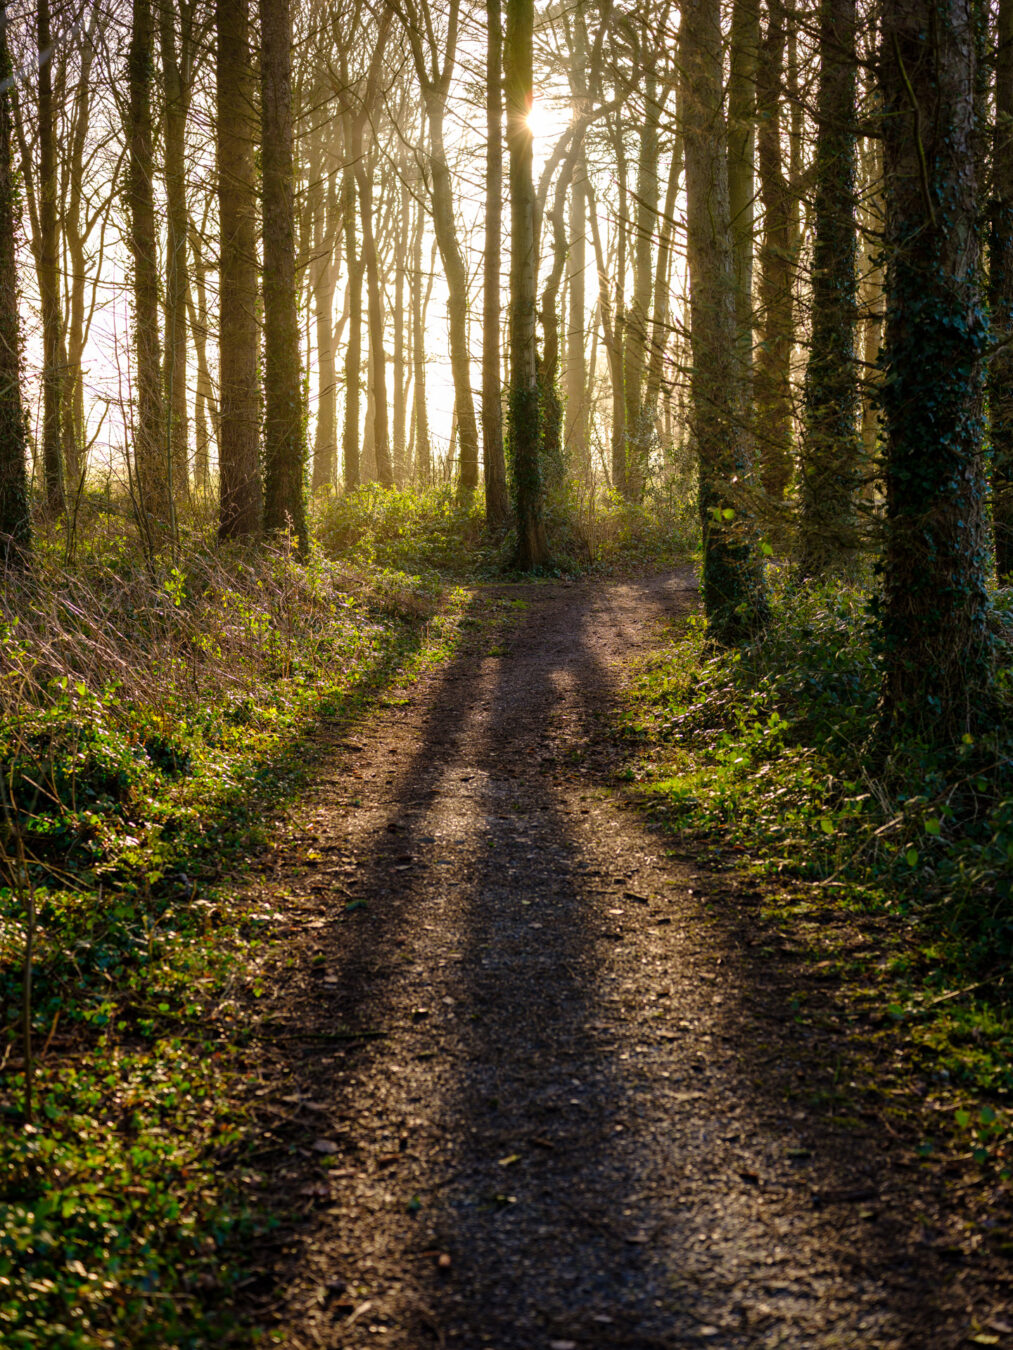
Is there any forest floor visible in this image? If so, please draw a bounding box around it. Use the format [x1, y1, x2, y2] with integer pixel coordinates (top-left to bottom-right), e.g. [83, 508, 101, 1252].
[229, 571, 1013, 1349]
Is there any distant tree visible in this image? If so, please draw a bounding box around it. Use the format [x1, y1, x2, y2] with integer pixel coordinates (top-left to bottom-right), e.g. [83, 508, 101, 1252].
[217, 0, 262, 539]
[799, 0, 860, 575]
[879, 0, 993, 732]
[623, 57, 663, 502]
[483, 0, 510, 528]
[159, 0, 200, 503]
[681, 0, 768, 642]
[727, 0, 758, 397]
[127, 0, 169, 535]
[37, 0, 64, 516]
[397, 0, 480, 494]
[260, 0, 308, 551]
[0, 1, 30, 564]
[755, 0, 794, 502]
[352, 9, 394, 489]
[505, 0, 548, 567]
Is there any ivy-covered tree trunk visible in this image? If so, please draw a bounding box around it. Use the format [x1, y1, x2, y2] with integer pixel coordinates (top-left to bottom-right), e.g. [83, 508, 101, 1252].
[681, 0, 768, 643]
[127, 0, 168, 536]
[0, 2, 29, 564]
[879, 0, 993, 732]
[505, 0, 548, 567]
[799, 0, 860, 575]
[990, 0, 1013, 576]
[755, 0, 794, 502]
[483, 0, 510, 528]
[260, 0, 307, 552]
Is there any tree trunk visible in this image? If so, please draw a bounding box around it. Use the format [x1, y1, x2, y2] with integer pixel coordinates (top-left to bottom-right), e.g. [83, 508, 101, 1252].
[483, 0, 510, 526]
[0, 3, 29, 563]
[879, 0, 992, 731]
[38, 0, 64, 516]
[506, 0, 548, 567]
[58, 10, 100, 497]
[311, 172, 339, 491]
[356, 151, 393, 487]
[159, 0, 190, 502]
[681, 0, 768, 642]
[727, 0, 758, 419]
[991, 0, 1013, 575]
[186, 218, 214, 492]
[342, 162, 363, 490]
[425, 94, 480, 494]
[610, 117, 628, 496]
[260, 0, 307, 551]
[623, 68, 660, 502]
[127, 0, 168, 536]
[217, 0, 261, 538]
[411, 189, 432, 484]
[564, 12, 589, 486]
[755, 0, 794, 501]
[393, 173, 409, 486]
[859, 130, 884, 483]
[798, 0, 860, 574]
[645, 133, 683, 419]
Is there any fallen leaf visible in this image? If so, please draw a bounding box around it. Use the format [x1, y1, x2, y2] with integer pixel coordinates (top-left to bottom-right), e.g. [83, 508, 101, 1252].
[312, 1139, 339, 1154]
[498, 1153, 521, 1167]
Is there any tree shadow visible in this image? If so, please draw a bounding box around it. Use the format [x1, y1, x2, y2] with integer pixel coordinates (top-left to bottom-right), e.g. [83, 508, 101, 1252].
[238, 574, 978, 1348]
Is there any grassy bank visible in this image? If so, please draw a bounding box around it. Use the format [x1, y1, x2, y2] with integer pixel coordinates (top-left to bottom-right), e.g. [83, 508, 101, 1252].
[312, 480, 699, 578]
[624, 569, 1013, 1170]
[0, 524, 473, 1349]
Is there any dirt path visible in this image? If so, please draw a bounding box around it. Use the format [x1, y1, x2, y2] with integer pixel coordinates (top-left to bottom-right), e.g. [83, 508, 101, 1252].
[236, 573, 1009, 1349]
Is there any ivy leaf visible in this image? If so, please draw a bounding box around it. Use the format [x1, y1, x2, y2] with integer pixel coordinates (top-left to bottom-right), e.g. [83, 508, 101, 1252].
[905, 846, 919, 867]
[924, 817, 942, 836]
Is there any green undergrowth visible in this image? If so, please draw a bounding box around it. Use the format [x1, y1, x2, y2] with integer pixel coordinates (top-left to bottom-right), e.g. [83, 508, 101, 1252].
[312, 480, 698, 579]
[0, 527, 474, 1348]
[624, 569, 1013, 1163]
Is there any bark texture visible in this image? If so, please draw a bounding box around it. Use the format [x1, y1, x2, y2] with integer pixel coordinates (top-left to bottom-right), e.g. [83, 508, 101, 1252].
[799, 0, 860, 575]
[879, 0, 993, 730]
[483, 0, 510, 527]
[506, 0, 548, 567]
[0, 3, 29, 563]
[991, 0, 1013, 575]
[38, 0, 64, 515]
[159, 1, 192, 502]
[756, 0, 794, 501]
[217, 0, 262, 539]
[127, 0, 168, 534]
[260, 0, 308, 550]
[681, 0, 768, 642]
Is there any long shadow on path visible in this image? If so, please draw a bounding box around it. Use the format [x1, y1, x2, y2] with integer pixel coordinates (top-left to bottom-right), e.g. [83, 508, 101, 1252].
[240, 573, 994, 1349]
